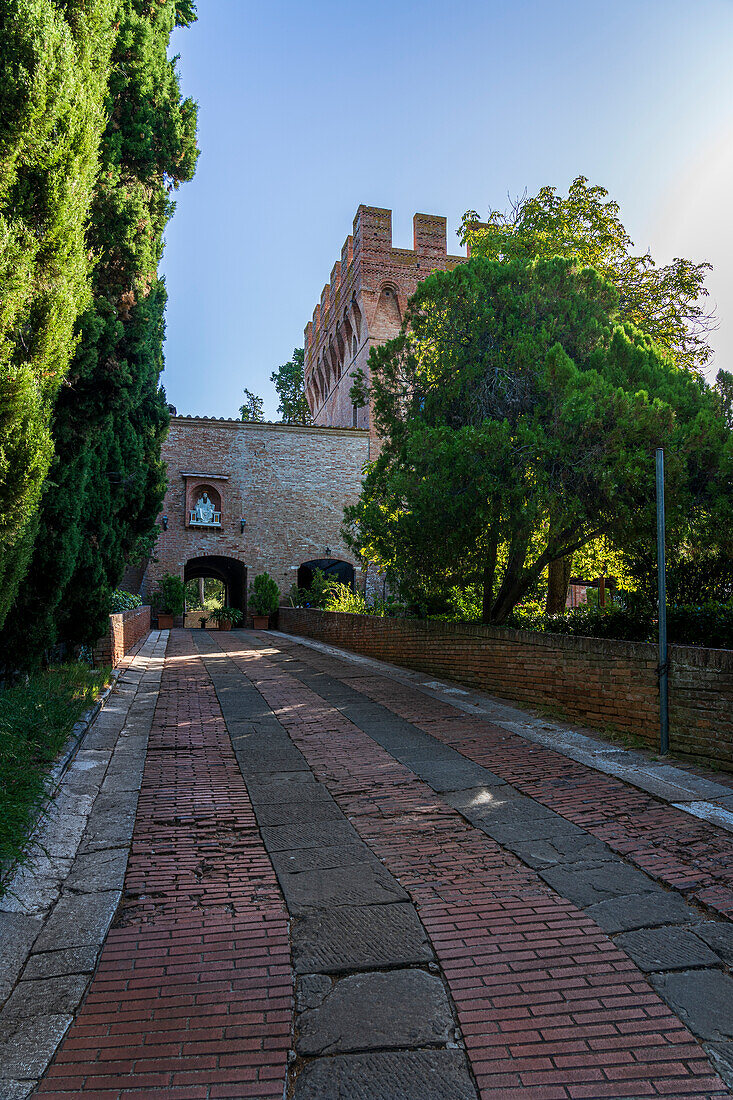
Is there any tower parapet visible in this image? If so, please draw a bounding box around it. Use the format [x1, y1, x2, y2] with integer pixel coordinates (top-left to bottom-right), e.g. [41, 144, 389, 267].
[304, 205, 466, 433]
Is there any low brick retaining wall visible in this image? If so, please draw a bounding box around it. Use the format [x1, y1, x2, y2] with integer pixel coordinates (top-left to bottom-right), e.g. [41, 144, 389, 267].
[94, 605, 151, 667]
[278, 608, 733, 769]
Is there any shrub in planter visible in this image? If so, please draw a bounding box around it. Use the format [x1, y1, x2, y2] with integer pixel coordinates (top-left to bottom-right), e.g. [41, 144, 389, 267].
[249, 573, 280, 627]
[198, 616, 208, 630]
[152, 574, 185, 628]
[210, 607, 243, 632]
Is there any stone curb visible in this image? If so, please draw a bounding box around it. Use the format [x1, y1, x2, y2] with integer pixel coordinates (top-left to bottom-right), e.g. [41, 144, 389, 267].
[0, 632, 167, 1099]
[0, 671, 120, 894]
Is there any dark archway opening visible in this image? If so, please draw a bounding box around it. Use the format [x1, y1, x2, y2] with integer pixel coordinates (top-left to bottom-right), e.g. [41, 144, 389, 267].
[297, 558, 355, 590]
[184, 555, 247, 613]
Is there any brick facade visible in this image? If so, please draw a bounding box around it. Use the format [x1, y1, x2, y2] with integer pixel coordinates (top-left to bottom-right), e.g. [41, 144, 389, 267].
[278, 609, 733, 770]
[93, 605, 151, 667]
[145, 417, 371, 618]
[304, 205, 466, 434]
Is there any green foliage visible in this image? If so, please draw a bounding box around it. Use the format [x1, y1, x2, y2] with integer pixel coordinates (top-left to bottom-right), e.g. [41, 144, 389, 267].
[509, 600, 654, 642]
[152, 573, 185, 616]
[461, 176, 715, 372]
[323, 583, 369, 614]
[249, 572, 280, 616]
[667, 602, 733, 650]
[0, 662, 108, 888]
[110, 589, 142, 613]
[239, 388, 265, 422]
[271, 348, 312, 425]
[508, 596, 733, 649]
[2, 0, 199, 669]
[288, 568, 332, 609]
[184, 576, 224, 612]
[210, 606, 243, 626]
[345, 256, 732, 625]
[0, 0, 118, 631]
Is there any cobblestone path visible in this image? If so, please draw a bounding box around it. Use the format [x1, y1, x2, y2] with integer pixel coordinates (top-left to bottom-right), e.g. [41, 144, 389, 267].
[33, 629, 733, 1099]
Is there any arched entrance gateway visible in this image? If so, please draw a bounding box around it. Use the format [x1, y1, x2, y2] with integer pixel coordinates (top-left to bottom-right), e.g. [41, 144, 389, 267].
[184, 556, 247, 614]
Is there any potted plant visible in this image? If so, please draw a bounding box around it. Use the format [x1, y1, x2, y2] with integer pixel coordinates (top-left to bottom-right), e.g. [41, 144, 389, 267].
[249, 572, 280, 629]
[152, 573, 185, 629]
[198, 615, 208, 630]
[210, 607, 243, 632]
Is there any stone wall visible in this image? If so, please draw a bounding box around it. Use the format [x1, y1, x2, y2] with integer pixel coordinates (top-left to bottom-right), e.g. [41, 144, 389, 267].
[278, 609, 733, 770]
[146, 417, 371, 618]
[94, 606, 151, 668]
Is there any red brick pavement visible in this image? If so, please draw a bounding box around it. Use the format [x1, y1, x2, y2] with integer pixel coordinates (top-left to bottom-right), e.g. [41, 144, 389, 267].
[35, 631, 292, 1100]
[312, 659, 733, 921]
[218, 634, 729, 1100]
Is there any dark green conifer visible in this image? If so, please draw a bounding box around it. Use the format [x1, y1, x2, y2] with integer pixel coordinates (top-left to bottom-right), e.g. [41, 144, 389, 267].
[0, 0, 118, 630]
[3, 0, 198, 667]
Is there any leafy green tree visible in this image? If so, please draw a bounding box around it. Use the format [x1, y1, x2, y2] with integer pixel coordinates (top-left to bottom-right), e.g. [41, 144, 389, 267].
[271, 348, 312, 425]
[461, 177, 714, 372]
[461, 176, 718, 610]
[1, 0, 199, 667]
[345, 257, 732, 624]
[0, 0, 118, 631]
[239, 388, 265, 422]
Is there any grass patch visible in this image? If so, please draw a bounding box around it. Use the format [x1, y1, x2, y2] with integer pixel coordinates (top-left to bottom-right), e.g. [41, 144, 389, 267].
[0, 663, 110, 890]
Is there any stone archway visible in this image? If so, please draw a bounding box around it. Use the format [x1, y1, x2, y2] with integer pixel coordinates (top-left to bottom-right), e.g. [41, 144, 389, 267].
[297, 558, 354, 591]
[184, 555, 247, 613]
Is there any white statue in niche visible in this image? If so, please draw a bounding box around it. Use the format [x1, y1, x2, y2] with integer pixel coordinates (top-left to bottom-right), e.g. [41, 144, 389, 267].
[194, 491, 215, 524]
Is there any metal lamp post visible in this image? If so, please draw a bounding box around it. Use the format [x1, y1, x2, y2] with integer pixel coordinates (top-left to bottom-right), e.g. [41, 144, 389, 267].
[656, 448, 669, 756]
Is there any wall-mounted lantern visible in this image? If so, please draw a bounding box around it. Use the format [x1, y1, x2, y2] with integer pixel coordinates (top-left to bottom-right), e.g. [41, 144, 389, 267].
[325, 546, 331, 557]
[162, 515, 168, 531]
[240, 518, 246, 534]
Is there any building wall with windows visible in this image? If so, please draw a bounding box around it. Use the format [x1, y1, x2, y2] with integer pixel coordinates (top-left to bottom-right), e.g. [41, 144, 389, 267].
[304, 205, 467, 435]
[144, 416, 371, 618]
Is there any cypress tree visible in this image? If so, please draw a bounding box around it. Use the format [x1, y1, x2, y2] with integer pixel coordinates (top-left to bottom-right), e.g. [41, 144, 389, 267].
[2, 0, 198, 667]
[0, 0, 118, 631]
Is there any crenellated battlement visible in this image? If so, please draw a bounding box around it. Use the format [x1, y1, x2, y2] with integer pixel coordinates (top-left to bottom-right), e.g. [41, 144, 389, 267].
[306, 206, 466, 349]
[304, 204, 466, 432]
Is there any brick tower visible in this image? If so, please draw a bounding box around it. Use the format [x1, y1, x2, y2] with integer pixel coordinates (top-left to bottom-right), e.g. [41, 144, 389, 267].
[304, 206, 466, 434]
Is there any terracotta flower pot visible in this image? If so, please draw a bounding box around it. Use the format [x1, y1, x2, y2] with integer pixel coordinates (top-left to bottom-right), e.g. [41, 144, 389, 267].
[252, 615, 269, 629]
[219, 620, 232, 631]
[157, 613, 173, 629]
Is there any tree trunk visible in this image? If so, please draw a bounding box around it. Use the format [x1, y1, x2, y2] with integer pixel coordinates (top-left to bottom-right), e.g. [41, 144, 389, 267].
[545, 554, 573, 614]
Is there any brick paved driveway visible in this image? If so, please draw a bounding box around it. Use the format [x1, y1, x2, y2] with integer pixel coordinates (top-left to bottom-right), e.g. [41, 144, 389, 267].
[35, 629, 733, 1099]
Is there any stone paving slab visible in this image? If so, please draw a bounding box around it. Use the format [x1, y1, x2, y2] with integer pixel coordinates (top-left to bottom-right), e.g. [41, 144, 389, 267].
[260, 819, 364, 852]
[292, 1048, 490, 1100]
[296, 969, 455, 1055]
[651, 970, 733, 1041]
[616, 926, 721, 971]
[584, 889, 699, 933]
[292, 902, 435, 974]
[277, 861, 409, 914]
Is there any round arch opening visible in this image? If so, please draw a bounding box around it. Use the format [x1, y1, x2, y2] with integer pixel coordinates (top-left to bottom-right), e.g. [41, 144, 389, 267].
[297, 558, 354, 590]
[184, 555, 247, 612]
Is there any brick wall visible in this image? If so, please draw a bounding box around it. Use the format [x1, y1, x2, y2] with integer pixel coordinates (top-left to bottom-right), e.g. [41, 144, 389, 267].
[278, 609, 733, 770]
[94, 606, 151, 668]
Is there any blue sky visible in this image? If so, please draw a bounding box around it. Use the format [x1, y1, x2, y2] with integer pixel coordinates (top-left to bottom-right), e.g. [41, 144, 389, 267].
[161, 0, 733, 419]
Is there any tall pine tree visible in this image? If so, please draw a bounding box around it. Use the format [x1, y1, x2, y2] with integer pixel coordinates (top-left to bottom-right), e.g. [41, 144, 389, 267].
[2, 0, 198, 667]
